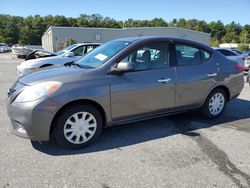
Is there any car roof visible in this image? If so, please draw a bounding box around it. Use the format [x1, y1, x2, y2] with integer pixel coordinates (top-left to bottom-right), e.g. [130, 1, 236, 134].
[114, 36, 212, 50]
[75, 43, 102, 46]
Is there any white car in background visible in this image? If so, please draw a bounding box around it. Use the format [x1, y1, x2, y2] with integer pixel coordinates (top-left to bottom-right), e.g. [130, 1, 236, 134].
[0, 46, 4, 53]
[0, 43, 10, 53]
[247, 69, 250, 87]
[214, 48, 247, 68]
[16, 43, 100, 76]
[11, 45, 33, 57]
[243, 52, 250, 71]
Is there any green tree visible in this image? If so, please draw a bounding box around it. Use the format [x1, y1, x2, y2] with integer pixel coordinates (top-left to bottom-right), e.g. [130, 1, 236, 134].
[237, 44, 249, 52]
[240, 30, 249, 44]
[77, 14, 89, 27]
[225, 22, 242, 35]
[150, 18, 168, 27]
[209, 21, 226, 41]
[66, 38, 77, 47]
[1, 15, 23, 43]
[0, 14, 248, 46]
[177, 18, 186, 28]
[185, 19, 198, 30]
[221, 32, 240, 43]
[194, 20, 210, 33]
[210, 37, 220, 47]
[0, 35, 5, 42]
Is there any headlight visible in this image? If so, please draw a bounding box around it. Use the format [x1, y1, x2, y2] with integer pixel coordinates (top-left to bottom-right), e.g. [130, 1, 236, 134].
[15, 81, 62, 103]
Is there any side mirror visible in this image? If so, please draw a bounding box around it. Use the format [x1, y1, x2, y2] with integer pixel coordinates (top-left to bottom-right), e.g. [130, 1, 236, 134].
[110, 61, 134, 74]
[64, 51, 74, 57]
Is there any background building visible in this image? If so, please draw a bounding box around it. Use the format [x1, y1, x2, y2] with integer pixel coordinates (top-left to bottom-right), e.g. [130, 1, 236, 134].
[42, 26, 211, 52]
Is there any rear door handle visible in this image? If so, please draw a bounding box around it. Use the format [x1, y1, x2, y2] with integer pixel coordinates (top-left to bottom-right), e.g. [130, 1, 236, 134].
[158, 78, 171, 83]
[207, 73, 217, 77]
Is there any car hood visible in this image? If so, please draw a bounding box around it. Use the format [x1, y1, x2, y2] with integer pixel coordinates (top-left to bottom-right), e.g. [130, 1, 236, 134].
[18, 65, 92, 86]
[20, 55, 71, 67]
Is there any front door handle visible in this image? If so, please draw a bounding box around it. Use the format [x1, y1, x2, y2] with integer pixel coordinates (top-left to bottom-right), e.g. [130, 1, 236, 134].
[207, 73, 217, 77]
[158, 78, 171, 83]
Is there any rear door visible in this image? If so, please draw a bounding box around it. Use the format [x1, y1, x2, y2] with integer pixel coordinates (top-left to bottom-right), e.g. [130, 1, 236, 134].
[110, 42, 176, 121]
[174, 43, 217, 108]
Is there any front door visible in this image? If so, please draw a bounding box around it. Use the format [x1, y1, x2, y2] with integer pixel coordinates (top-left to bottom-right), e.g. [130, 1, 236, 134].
[110, 43, 176, 121]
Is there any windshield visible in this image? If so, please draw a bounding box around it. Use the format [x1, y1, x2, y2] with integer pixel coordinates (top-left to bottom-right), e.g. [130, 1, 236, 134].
[56, 44, 78, 55]
[75, 41, 131, 68]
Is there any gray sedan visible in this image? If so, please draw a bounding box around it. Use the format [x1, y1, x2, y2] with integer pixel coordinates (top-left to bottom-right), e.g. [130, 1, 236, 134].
[6, 37, 244, 149]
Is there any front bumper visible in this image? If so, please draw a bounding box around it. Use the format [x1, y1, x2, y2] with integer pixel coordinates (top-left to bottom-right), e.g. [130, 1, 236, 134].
[6, 95, 60, 141]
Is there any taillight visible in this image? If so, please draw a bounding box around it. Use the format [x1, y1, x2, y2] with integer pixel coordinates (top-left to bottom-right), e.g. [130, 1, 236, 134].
[234, 65, 244, 72]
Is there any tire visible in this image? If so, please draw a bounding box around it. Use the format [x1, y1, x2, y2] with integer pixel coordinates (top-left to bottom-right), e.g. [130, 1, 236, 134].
[201, 88, 227, 119]
[53, 104, 103, 149]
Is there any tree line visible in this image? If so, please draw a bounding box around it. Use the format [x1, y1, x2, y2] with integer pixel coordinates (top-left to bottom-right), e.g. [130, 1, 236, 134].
[0, 14, 249, 48]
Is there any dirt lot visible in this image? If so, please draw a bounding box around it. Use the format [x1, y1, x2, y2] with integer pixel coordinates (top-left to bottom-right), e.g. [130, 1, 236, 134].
[0, 53, 250, 188]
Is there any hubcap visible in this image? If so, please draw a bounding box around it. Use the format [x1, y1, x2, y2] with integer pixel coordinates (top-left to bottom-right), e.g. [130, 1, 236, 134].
[209, 93, 225, 116]
[63, 112, 97, 144]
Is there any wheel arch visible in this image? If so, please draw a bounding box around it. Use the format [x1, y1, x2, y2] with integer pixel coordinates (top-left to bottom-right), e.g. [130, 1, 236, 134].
[50, 99, 107, 135]
[203, 85, 230, 106]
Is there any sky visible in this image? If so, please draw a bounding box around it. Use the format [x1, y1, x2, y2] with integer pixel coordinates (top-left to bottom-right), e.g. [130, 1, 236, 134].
[0, 0, 249, 25]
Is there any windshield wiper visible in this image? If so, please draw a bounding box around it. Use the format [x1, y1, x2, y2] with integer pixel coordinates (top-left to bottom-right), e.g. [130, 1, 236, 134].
[65, 62, 93, 69]
[64, 62, 83, 68]
[72, 62, 83, 68]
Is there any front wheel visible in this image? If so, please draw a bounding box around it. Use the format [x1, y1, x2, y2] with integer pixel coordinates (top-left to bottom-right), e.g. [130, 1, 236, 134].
[53, 104, 103, 149]
[201, 89, 227, 119]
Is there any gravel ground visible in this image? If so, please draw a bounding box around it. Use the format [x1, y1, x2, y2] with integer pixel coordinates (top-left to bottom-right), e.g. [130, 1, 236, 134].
[0, 53, 250, 188]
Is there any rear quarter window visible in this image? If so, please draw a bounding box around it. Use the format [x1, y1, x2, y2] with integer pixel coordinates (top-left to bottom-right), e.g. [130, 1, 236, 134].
[218, 49, 236, 56]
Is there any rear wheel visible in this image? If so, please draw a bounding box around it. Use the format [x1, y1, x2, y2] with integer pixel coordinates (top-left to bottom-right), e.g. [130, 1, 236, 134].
[201, 89, 227, 118]
[53, 104, 103, 149]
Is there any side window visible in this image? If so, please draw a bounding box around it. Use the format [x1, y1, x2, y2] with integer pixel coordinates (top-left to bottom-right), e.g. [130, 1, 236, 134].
[86, 45, 94, 53]
[219, 49, 236, 56]
[121, 43, 169, 71]
[72, 46, 86, 56]
[175, 44, 210, 66]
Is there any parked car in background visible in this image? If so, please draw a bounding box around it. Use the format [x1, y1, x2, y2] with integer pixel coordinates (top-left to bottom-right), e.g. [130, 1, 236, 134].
[247, 69, 250, 86]
[232, 49, 243, 54]
[24, 49, 57, 61]
[244, 52, 250, 71]
[214, 48, 247, 68]
[11, 45, 43, 58]
[11, 45, 34, 58]
[16, 43, 101, 76]
[0, 43, 11, 52]
[0, 46, 4, 53]
[7, 37, 244, 149]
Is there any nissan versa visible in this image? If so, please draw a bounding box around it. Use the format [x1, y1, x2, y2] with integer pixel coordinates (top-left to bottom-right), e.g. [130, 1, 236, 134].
[6, 37, 244, 149]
